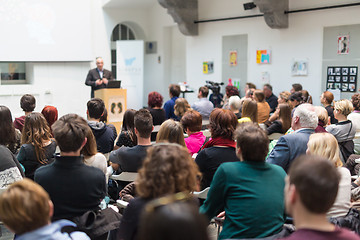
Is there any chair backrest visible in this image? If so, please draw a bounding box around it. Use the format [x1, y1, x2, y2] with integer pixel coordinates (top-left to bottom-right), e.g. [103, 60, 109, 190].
[193, 187, 210, 200]
[110, 172, 138, 182]
[268, 133, 284, 140]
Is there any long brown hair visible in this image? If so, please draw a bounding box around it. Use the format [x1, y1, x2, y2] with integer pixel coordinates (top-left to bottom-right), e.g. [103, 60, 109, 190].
[0, 106, 17, 148]
[156, 120, 186, 147]
[81, 125, 97, 157]
[278, 104, 292, 132]
[241, 99, 258, 123]
[21, 112, 52, 163]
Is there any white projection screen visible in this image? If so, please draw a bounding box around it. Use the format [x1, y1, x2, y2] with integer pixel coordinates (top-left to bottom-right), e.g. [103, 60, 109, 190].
[0, 0, 92, 61]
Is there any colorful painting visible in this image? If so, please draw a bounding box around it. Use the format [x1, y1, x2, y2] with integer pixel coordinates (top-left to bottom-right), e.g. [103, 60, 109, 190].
[256, 50, 271, 64]
[229, 51, 237, 66]
[203, 61, 214, 74]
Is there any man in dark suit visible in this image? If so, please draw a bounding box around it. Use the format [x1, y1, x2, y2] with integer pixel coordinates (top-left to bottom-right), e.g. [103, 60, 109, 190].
[266, 103, 318, 172]
[85, 57, 113, 98]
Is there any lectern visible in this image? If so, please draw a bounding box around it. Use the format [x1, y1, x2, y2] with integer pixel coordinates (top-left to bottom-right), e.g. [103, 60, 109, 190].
[94, 88, 127, 134]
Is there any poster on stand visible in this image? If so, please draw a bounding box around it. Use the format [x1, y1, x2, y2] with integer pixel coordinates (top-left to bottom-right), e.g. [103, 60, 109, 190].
[326, 66, 357, 92]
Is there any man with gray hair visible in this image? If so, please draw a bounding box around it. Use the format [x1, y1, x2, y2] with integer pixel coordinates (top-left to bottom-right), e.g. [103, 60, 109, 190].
[266, 104, 318, 172]
[85, 57, 114, 98]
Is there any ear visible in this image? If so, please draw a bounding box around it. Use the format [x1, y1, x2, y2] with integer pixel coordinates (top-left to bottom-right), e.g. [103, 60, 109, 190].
[134, 127, 139, 135]
[294, 116, 300, 124]
[288, 184, 297, 204]
[236, 146, 243, 161]
[81, 137, 87, 149]
[48, 200, 54, 219]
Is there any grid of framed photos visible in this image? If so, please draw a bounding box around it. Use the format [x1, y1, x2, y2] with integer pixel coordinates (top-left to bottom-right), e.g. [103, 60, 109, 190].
[327, 66, 357, 92]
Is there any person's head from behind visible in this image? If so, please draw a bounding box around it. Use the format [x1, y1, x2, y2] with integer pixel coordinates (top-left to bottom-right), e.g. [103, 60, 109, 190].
[291, 83, 302, 94]
[320, 91, 334, 106]
[278, 91, 291, 104]
[278, 103, 292, 132]
[314, 106, 328, 127]
[229, 95, 241, 112]
[81, 125, 98, 158]
[234, 122, 269, 162]
[148, 91, 164, 108]
[351, 93, 360, 111]
[169, 84, 181, 98]
[180, 110, 202, 134]
[285, 155, 340, 216]
[307, 133, 342, 168]
[289, 92, 303, 109]
[301, 90, 312, 104]
[41, 106, 58, 128]
[241, 99, 258, 123]
[156, 119, 185, 147]
[134, 109, 153, 139]
[253, 89, 265, 103]
[20, 94, 36, 113]
[122, 109, 137, 131]
[52, 114, 88, 154]
[174, 98, 191, 118]
[292, 103, 318, 131]
[198, 86, 209, 98]
[138, 194, 209, 240]
[334, 99, 353, 118]
[0, 179, 53, 235]
[0, 105, 16, 146]
[136, 143, 200, 199]
[225, 85, 239, 97]
[263, 84, 273, 98]
[209, 108, 238, 139]
[87, 98, 105, 120]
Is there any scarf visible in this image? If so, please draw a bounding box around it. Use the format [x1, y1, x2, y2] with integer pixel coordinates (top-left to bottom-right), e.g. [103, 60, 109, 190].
[201, 136, 236, 150]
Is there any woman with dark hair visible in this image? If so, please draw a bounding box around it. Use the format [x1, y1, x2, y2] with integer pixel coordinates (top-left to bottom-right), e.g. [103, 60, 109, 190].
[320, 91, 337, 124]
[0, 105, 21, 154]
[17, 112, 56, 180]
[238, 99, 258, 124]
[195, 108, 239, 189]
[253, 90, 270, 123]
[41, 106, 58, 128]
[289, 92, 303, 116]
[156, 119, 186, 147]
[147, 91, 166, 141]
[114, 143, 200, 240]
[301, 90, 313, 104]
[14, 94, 36, 132]
[181, 110, 206, 155]
[348, 93, 360, 154]
[222, 85, 239, 109]
[266, 104, 292, 135]
[114, 109, 137, 149]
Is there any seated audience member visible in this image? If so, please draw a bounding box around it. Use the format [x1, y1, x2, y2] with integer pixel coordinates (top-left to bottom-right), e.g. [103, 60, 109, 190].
[239, 83, 256, 107]
[200, 123, 286, 239]
[314, 106, 328, 133]
[269, 91, 291, 122]
[326, 99, 356, 161]
[254, 89, 270, 124]
[238, 99, 258, 124]
[100, 108, 118, 140]
[229, 95, 242, 119]
[263, 84, 278, 113]
[348, 93, 360, 154]
[87, 98, 115, 154]
[0, 179, 90, 240]
[289, 92, 303, 116]
[267, 104, 318, 172]
[181, 110, 206, 155]
[164, 84, 180, 120]
[110, 109, 153, 173]
[138, 194, 209, 240]
[115, 143, 199, 240]
[14, 94, 36, 132]
[195, 109, 239, 189]
[301, 90, 313, 104]
[290, 83, 302, 94]
[307, 133, 351, 218]
[191, 86, 214, 120]
[174, 98, 191, 120]
[35, 114, 106, 221]
[321, 91, 337, 124]
[115, 109, 137, 149]
[156, 119, 186, 147]
[0, 105, 21, 154]
[222, 85, 239, 110]
[279, 155, 360, 240]
[0, 145, 24, 188]
[266, 103, 291, 135]
[41, 105, 58, 129]
[17, 112, 56, 180]
[147, 91, 166, 141]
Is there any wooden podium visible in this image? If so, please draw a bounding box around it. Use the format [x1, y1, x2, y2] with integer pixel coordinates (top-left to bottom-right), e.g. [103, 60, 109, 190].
[94, 88, 127, 134]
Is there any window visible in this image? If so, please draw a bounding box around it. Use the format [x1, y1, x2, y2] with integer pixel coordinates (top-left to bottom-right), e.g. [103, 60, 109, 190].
[0, 62, 27, 84]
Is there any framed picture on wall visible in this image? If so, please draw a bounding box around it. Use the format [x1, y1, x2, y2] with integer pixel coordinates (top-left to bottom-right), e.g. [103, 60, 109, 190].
[338, 35, 350, 55]
[326, 66, 357, 92]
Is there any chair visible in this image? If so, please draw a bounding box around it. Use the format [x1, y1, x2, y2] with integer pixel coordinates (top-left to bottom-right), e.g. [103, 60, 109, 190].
[193, 187, 210, 200]
[110, 172, 138, 182]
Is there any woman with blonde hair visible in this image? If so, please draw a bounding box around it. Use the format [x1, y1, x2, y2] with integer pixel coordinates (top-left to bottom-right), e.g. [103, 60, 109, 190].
[115, 143, 200, 240]
[253, 90, 270, 123]
[17, 112, 56, 180]
[174, 98, 191, 120]
[307, 133, 351, 218]
[238, 99, 258, 124]
[156, 119, 186, 147]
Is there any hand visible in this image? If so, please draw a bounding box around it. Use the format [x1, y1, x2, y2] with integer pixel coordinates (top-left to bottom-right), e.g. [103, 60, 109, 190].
[215, 211, 225, 225]
[95, 79, 102, 86]
[102, 78, 108, 84]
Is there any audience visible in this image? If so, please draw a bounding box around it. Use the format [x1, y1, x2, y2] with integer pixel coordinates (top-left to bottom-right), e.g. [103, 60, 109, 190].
[348, 93, 360, 154]
[147, 91, 166, 141]
[0, 145, 24, 188]
[200, 123, 286, 239]
[17, 112, 56, 180]
[195, 108, 239, 189]
[35, 114, 106, 221]
[290, 83, 302, 93]
[289, 92, 303, 116]
[164, 84, 181, 120]
[181, 110, 207, 156]
[191, 86, 214, 120]
[222, 85, 239, 110]
[14, 94, 36, 132]
[174, 97, 191, 120]
[41, 105, 58, 129]
[253, 89, 270, 124]
[266, 103, 292, 135]
[278, 91, 291, 105]
[306, 133, 351, 218]
[263, 84, 278, 113]
[115, 109, 137, 149]
[238, 99, 258, 124]
[87, 98, 116, 154]
[115, 143, 199, 240]
[301, 90, 313, 104]
[267, 103, 318, 172]
[229, 95, 242, 119]
[156, 119, 186, 147]
[314, 106, 328, 133]
[0, 179, 90, 240]
[279, 155, 359, 240]
[0, 105, 21, 154]
[321, 90, 337, 124]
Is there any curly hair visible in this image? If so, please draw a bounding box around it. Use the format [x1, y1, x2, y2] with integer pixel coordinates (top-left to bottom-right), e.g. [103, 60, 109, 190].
[351, 93, 360, 111]
[136, 143, 200, 199]
[148, 92, 164, 108]
[174, 98, 191, 118]
[209, 108, 238, 139]
[225, 85, 239, 97]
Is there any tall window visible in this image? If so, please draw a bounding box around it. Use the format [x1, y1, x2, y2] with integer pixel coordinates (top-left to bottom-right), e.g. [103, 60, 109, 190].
[111, 24, 136, 79]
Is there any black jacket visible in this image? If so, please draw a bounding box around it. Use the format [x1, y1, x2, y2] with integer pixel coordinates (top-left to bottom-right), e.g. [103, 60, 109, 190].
[85, 68, 113, 98]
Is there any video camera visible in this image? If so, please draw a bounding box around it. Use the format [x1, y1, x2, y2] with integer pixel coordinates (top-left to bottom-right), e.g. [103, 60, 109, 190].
[205, 81, 224, 95]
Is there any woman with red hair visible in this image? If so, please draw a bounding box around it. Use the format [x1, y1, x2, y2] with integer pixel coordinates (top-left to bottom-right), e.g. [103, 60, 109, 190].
[41, 106, 58, 128]
[147, 92, 166, 141]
